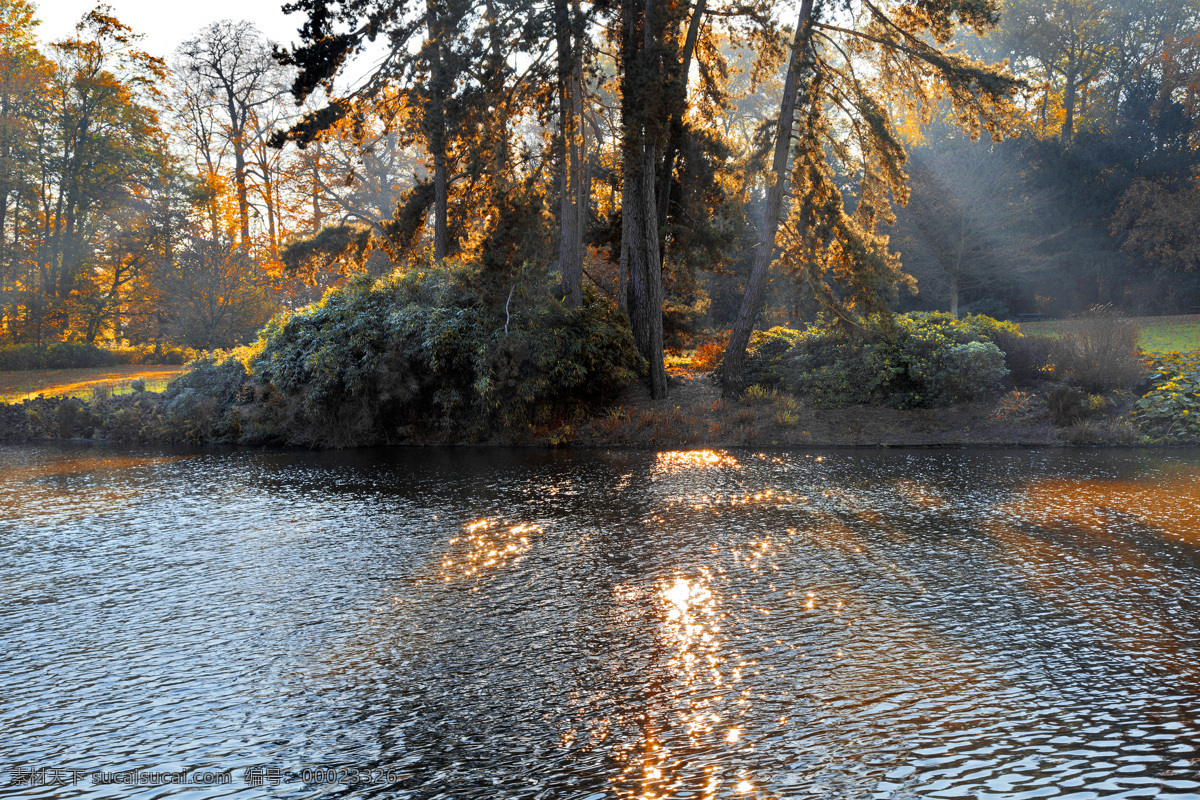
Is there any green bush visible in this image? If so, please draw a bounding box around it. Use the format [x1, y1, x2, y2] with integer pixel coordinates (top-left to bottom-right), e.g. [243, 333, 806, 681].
[0, 342, 120, 370]
[743, 327, 803, 390]
[159, 353, 250, 442]
[44, 343, 118, 369]
[0, 341, 194, 370]
[0, 344, 42, 370]
[746, 312, 1009, 408]
[1132, 352, 1200, 440]
[111, 344, 200, 366]
[248, 260, 644, 445]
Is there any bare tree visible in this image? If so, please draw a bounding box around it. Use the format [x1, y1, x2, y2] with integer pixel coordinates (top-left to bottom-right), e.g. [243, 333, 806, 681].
[176, 21, 287, 250]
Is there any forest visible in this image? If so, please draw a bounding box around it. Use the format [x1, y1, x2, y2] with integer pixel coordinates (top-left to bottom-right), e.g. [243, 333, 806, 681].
[1, 0, 1199, 443]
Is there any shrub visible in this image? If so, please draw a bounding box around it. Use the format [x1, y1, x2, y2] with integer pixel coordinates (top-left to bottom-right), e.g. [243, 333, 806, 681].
[1046, 385, 1090, 425]
[1045, 307, 1142, 391]
[942, 341, 1010, 400]
[745, 313, 1009, 408]
[691, 339, 727, 371]
[110, 344, 200, 366]
[247, 260, 643, 445]
[743, 327, 803, 389]
[741, 384, 777, 404]
[997, 333, 1054, 385]
[1132, 352, 1200, 440]
[0, 344, 42, 370]
[0, 342, 195, 371]
[160, 353, 250, 442]
[44, 343, 118, 369]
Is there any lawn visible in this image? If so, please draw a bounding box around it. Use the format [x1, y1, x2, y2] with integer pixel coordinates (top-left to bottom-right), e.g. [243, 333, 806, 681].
[0, 364, 186, 403]
[1021, 314, 1200, 352]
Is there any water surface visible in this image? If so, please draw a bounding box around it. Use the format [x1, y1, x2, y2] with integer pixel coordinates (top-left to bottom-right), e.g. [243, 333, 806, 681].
[2, 444, 1199, 798]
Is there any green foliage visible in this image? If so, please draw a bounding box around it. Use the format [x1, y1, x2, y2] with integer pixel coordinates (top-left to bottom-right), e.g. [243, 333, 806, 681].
[43, 344, 117, 369]
[0, 344, 43, 371]
[1133, 351, 1200, 440]
[160, 353, 250, 442]
[0, 343, 121, 370]
[111, 345, 200, 366]
[740, 384, 778, 404]
[248, 260, 644, 445]
[743, 327, 804, 390]
[746, 312, 1010, 408]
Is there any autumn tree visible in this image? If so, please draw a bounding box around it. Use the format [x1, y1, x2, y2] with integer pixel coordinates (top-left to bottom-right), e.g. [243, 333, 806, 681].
[719, 0, 1024, 394]
[27, 7, 171, 344]
[0, 0, 48, 335]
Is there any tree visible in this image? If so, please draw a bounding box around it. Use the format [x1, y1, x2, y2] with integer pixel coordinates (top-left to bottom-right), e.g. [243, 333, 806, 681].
[995, 0, 1117, 143]
[1113, 170, 1200, 280]
[176, 21, 287, 250]
[0, 0, 48, 336]
[719, 0, 1024, 394]
[894, 139, 1047, 316]
[27, 7, 170, 344]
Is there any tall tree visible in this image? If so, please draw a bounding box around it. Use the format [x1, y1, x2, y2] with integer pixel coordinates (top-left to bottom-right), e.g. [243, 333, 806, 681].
[556, 0, 586, 307]
[619, 0, 673, 397]
[29, 7, 169, 343]
[720, 0, 1024, 393]
[0, 0, 48, 335]
[177, 21, 286, 250]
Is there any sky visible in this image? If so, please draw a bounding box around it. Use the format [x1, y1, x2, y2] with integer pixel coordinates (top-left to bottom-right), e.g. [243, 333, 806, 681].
[38, 0, 300, 58]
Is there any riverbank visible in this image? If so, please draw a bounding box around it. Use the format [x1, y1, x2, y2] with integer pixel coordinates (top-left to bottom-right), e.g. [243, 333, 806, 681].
[567, 367, 1142, 447]
[0, 365, 1146, 447]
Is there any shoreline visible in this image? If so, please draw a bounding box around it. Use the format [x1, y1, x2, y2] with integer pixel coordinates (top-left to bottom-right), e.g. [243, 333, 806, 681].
[0, 368, 1157, 449]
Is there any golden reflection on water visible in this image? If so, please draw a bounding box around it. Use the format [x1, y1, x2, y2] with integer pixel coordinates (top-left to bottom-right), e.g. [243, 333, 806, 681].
[437, 518, 543, 583]
[605, 569, 789, 799]
[654, 450, 740, 473]
[0, 453, 195, 520]
[1004, 474, 1200, 545]
[986, 475, 1200, 657]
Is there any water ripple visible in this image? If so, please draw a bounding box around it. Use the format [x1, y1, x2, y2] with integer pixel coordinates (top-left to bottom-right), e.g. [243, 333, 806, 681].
[1, 445, 1199, 798]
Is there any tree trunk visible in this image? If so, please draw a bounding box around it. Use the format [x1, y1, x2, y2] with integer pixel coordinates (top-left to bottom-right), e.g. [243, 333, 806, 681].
[618, 217, 629, 315]
[557, 0, 584, 307]
[625, 142, 667, 397]
[426, 0, 449, 262]
[656, 0, 706, 245]
[949, 273, 959, 317]
[311, 141, 323, 231]
[263, 169, 279, 259]
[234, 141, 250, 248]
[1062, 66, 1077, 144]
[621, 0, 668, 398]
[720, 0, 814, 396]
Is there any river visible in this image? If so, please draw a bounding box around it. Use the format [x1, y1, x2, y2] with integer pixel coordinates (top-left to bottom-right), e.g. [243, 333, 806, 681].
[1, 444, 1198, 798]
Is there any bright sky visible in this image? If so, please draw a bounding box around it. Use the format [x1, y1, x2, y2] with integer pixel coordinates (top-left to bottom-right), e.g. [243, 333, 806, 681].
[37, 0, 300, 58]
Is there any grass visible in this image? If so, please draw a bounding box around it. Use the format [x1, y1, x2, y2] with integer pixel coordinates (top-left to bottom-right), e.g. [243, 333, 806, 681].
[0, 364, 186, 403]
[1021, 314, 1200, 352]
